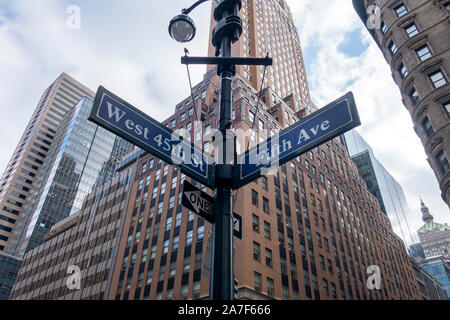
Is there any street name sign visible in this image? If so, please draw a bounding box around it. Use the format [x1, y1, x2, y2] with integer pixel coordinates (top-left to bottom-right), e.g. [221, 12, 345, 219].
[182, 180, 214, 223]
[89, 86, 215, 188]
[234, 92, 360, 189]
[232, 212, 242, 240]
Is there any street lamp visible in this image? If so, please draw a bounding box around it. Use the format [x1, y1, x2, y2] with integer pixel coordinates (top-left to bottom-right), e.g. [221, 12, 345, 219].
[168, 0, 212, 43]
[168, 14, 196, 43]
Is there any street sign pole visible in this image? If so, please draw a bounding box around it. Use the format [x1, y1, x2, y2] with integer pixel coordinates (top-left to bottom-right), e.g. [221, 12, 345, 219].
[210, 0, 240, 301]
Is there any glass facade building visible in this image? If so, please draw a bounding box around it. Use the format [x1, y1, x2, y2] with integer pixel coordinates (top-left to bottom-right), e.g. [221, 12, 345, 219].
[16, 97, 134, 255]
[421, 256, 450, 298]
[341, 130, 413, 242]
[0, 253, 22, 300]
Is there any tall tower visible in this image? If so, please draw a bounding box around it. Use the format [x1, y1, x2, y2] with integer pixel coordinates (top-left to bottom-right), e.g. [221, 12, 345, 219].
[0, 73, 95, 255]
[208, 0, 313, 115]
[352, 0, 450, 207]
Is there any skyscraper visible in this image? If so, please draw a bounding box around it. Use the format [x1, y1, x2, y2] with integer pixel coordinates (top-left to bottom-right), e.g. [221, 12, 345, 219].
[341, 130, 414, 243]
[208, 0, 313, 115]
[0, 73, 95, 255]
[14, 97, 134, 256]
[352, 0, 450, 207]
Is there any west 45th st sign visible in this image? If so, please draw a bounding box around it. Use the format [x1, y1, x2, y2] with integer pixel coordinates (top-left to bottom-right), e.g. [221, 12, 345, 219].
[89, 87, 360, 191]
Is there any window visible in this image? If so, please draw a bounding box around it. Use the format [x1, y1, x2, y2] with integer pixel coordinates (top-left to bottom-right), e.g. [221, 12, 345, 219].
[409, 88, 419, 105]
[445, 1, 450, 13]
[254, 272, 262, 292]
[252, 214, 260, 232]
[444, 101, 450, 117]
[421, 116, 434, 136]
[205, 124, 211, 136]
[265, 248, 273, 267]
[323, 279, 329, 296]
[186, 230, 193, 245]
[197, 225, 204, 240]
[249, 110, 255, 123]
[263, 197, 269, 213]
[398, 63, 408, 78]
[429, 70, 447, 88]
[267, 278, 274, 297]
[261, 176, 268, 191]
[394, 4, 408, 17]
[436, 151, 449, 173]
[381, 21, 387, 34]
[404, 23, 419, 38]
[319, 255, 325, 270]
[416, 45, 432, 61]
[252, 189, 259, 207]
[264, 221, 271, 239]
[258, 119, 264, 131]
[253, 242, 261, 261]
[388, 40, 397, 55]
[184, 257, 191, 272]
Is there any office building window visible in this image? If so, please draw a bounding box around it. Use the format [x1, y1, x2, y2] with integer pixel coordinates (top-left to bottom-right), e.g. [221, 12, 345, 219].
[265, 248, 273, 267]
[264, 221, 271, 239]
[398, 63, 408, 78]
[381, 21, 387, 34]
[429, 70, 447, 88]
[205, 124, 211, 136]
[253, 242, 261, 261]
[252, 189, 258, 206]
[436, 151, 449, 173]
[444, 101, 450, 117]
[416, 45, 432, 61]
[254, 272, 262, 292]
[394, 4, 408, 17]
[261, 176, 268, 190]
[263, 197, 269, 213]
[249, 110, 255, 123]
[252, 214, 260, 232]
[267, 277, 274, 297]
[409, 88, 419, 105]
[404, 23, 419, 38]
[323, 279, 329, 296]
[388, 40, 397, 55]
[421, 116, 434, 136]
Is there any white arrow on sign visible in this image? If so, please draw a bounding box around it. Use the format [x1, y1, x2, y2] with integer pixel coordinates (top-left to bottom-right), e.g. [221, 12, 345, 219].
[232, 216, 240, 233]
[185, 190, 213, 215]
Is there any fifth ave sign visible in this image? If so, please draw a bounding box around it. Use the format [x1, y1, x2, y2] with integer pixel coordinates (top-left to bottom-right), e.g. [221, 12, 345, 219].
[234, 92, 360, 188]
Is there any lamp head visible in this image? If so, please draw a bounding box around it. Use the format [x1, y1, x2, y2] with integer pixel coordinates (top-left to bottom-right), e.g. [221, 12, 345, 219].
[168, 14, 196, 43]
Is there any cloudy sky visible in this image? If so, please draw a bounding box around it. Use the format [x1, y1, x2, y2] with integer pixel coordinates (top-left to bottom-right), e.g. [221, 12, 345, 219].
[0, 0, 448, 245]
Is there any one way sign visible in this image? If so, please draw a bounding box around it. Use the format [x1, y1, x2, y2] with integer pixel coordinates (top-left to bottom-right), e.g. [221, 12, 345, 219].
[182, 181, 214, 223]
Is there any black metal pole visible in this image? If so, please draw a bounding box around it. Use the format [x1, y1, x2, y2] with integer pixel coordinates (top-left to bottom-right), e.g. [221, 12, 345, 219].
[211, 1, 238, 301]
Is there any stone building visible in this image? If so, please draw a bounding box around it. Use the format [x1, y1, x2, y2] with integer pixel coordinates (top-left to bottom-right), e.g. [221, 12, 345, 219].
[353, 0, 450, 206]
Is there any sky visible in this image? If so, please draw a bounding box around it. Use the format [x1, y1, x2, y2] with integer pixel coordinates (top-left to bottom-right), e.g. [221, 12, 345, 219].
[0, 0, 448, 245]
